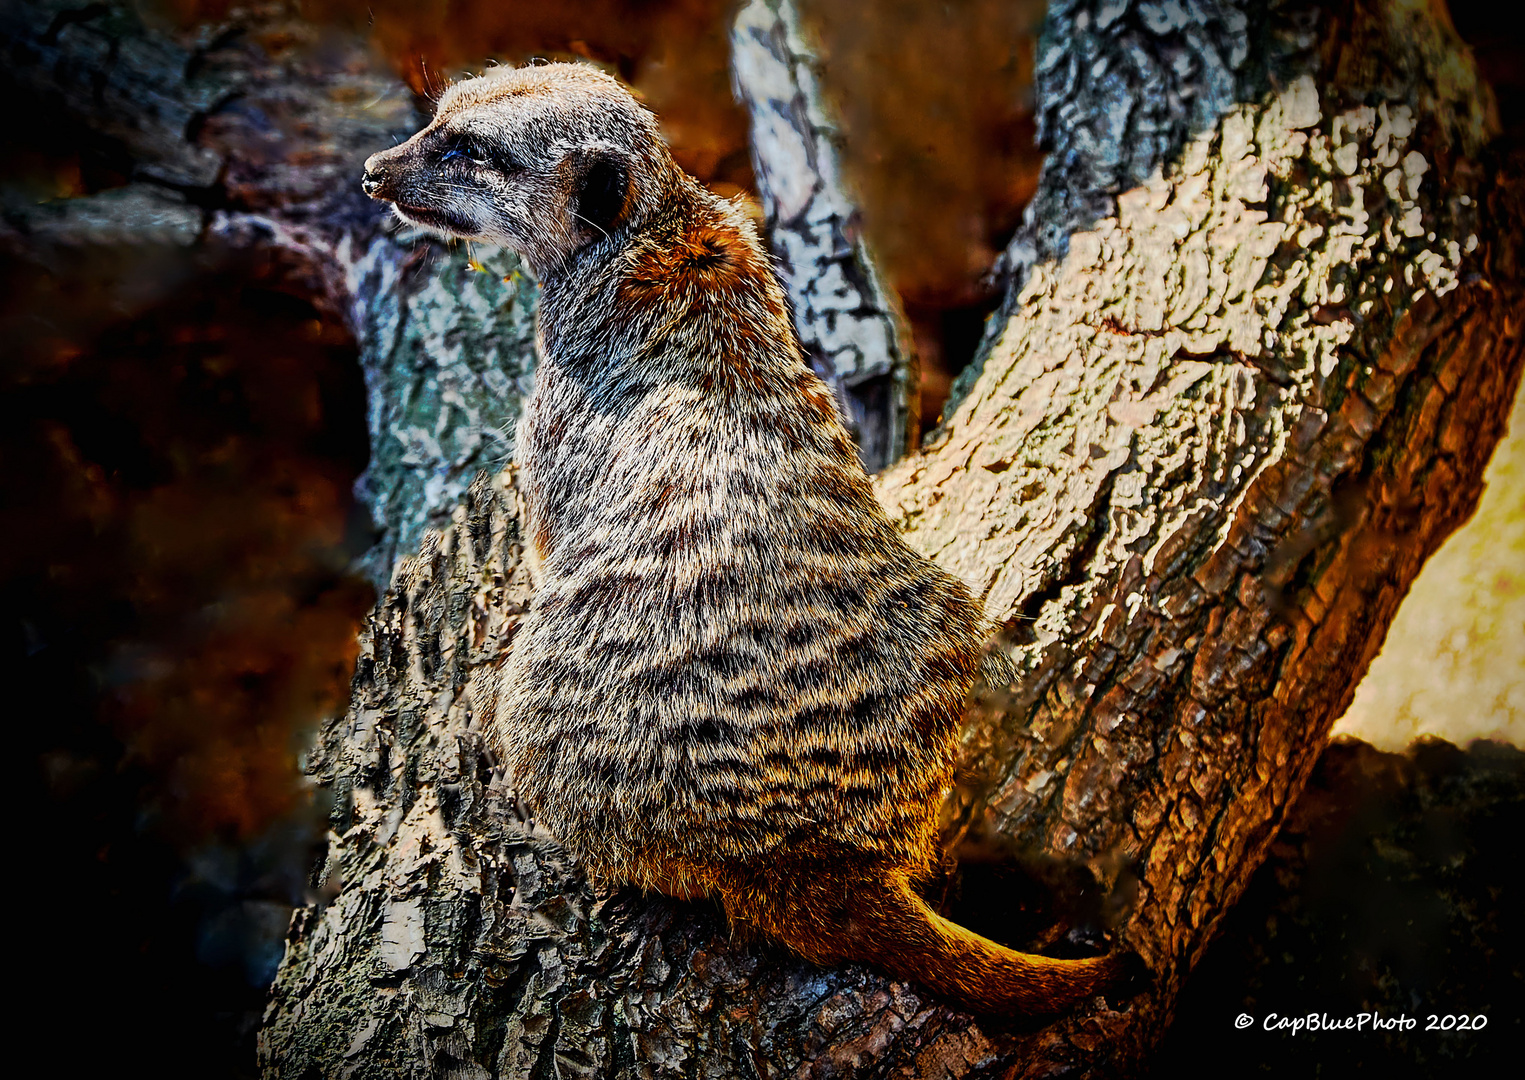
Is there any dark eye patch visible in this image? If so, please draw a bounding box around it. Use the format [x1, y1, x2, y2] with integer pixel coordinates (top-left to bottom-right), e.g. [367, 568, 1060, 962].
[439, 132, 521, 174]
[439, 133, 488, 166]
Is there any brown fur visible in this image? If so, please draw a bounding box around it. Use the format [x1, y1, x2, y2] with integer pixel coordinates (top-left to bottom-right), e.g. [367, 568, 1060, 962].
[363, 62, 1127, 1015]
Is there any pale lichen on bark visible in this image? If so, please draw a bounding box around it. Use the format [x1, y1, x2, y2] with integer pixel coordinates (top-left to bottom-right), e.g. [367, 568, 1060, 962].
[346, 239, 539, 585]
[731, 0, 919, 470]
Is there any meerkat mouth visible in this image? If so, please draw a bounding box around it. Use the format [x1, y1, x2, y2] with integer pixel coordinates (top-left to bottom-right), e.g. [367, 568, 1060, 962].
[390, 202, 479, 237]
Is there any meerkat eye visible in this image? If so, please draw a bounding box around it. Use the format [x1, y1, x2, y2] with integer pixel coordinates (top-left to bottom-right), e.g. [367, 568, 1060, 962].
[440, 134, 493, 168]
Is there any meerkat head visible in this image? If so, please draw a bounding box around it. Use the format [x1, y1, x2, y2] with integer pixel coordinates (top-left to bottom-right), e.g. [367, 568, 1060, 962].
[362, 62, 679, 279]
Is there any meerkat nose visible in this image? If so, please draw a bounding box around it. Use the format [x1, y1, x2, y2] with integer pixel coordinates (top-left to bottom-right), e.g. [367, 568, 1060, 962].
[362, 152, 393, 198]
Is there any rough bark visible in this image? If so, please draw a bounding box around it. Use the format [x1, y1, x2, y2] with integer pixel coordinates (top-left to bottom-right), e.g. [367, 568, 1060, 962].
[879, 0, 1523, 1064]
[4, 0, 1521, 1076]
[343, 241, 539, 586]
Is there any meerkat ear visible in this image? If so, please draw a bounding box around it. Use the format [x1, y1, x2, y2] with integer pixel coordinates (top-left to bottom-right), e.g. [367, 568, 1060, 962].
[572, 145, 631, 235]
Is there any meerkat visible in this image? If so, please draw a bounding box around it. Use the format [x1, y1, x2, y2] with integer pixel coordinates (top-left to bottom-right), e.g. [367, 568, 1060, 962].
[363, 62, 1130, 1015]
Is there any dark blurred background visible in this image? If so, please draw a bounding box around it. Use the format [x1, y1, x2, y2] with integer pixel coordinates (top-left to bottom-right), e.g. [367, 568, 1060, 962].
[2, 1, 1519, 1076]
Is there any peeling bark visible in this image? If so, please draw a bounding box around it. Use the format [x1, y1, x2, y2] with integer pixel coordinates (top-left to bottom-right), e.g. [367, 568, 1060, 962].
[5, 0, 1521, 1076]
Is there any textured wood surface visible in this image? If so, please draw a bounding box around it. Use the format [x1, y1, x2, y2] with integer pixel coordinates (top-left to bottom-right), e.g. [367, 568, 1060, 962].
[882, 4, 1522, 1058]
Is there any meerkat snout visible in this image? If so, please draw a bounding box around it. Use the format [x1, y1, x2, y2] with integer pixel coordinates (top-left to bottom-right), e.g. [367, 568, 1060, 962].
[359, 157, 387, 198]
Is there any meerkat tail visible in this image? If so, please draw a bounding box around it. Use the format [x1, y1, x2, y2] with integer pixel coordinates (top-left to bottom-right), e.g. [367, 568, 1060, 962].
[876, 884, 1125, 1016]
[724, 871, 1128, 1016]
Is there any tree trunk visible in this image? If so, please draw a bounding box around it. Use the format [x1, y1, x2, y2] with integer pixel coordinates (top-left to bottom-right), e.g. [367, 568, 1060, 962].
[4, 0, 1519, 1076]
[878, 5, 1521, 1062]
